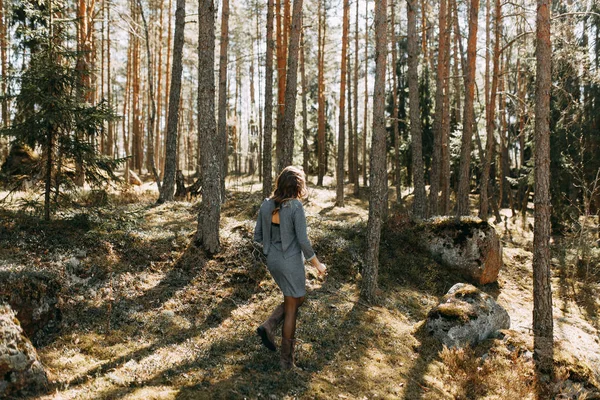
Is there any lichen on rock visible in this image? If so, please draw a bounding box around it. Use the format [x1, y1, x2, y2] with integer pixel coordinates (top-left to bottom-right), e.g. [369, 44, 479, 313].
[0, 303, 48, 397]
[426, 283, 510, 348]
[422, 216, 503, 285]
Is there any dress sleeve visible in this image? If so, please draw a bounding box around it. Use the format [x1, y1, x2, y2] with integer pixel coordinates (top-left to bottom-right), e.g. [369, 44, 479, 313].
[293, 202, 316, 261]
[254, 206, 263, 244]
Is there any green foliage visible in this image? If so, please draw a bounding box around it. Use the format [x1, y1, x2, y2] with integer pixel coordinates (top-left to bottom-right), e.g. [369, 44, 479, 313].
[0, 0, 122, 218]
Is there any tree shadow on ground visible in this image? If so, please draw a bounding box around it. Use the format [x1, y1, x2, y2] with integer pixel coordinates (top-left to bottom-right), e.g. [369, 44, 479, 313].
[91, 276, 375, 399]
[61, 245, 259, 393]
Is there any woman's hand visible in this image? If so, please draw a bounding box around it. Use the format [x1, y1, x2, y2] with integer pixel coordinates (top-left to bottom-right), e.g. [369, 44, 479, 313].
[310, 257, 327, 276]
[316, 262, 327, 276]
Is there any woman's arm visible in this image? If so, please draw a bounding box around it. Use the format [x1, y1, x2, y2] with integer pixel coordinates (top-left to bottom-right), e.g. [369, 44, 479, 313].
[293, 202, 316, 261]
[293, 202, 326, 275]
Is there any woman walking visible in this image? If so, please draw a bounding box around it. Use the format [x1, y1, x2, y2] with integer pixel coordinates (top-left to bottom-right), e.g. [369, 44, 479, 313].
[254, 166, 327, 370]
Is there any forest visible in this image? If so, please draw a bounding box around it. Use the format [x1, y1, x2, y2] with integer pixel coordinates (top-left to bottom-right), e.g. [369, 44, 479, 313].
[0, 0, 599, 398]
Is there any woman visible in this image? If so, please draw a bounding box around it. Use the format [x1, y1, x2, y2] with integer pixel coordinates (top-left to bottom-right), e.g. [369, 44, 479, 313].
[254, 166, 326, 370]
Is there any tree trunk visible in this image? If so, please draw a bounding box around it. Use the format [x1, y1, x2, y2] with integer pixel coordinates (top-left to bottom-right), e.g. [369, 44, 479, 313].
[275, 0, 288, 167]
[441, 0, 453, 215]
[391, 0, 401, 205]
[348, 50, 353, 187]
[123, 41, 132, 183]
[196, 0, 221, 254]
[137, 0, 161, 191]
[256, 2, 263, 182]
[336, 0, 349, 207]
[132, 27, 143, 174]
[152, 0, 163, 172]
[106, 0, 113, 158]
[362, 0, 369, 187]
[533, 0, 553, 378]
[263, 0, 275, 198]
[361, 0, 387, 303]
[480, 0, 500, 219]
[158, 0, 185, 203]
[456, 0, 480, 217]
[278, 0, 304, 171]
[317, 0, 326, 186]
[300, 30, 309, 177]
[0, 0, 7, 129]
[408, 0, 426, 218]
[44, 130, 53, 221]
[353, 0, 360, 195]
[429, 0, 448, 216]
[217, 0, 229, 201]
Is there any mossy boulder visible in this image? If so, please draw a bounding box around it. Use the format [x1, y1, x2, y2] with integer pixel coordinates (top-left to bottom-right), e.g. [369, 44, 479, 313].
[0, 144, 40, 177]
[0, 269, 62, 343]
[0, 303, 48, 397]
[422, 217, 503, 285]
[426, 283, 510, 348]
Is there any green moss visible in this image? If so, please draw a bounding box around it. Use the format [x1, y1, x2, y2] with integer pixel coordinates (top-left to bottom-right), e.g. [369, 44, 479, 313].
[428, 217, 490, 246]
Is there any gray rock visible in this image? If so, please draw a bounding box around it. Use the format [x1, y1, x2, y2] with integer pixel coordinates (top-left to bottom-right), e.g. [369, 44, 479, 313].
[426, 283, 510, 348]
[422, 217, 503, 284]
[0, 303, 48, 397]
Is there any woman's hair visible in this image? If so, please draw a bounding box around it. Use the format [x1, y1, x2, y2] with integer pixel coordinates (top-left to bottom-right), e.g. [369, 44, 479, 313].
[271, 166, 307, 208]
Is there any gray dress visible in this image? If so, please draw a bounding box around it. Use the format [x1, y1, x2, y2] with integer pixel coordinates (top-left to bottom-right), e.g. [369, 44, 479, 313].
[254, 199, 316, 298]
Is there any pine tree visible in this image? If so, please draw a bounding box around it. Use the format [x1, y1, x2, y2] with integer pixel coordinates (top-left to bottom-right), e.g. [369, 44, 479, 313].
[196, 0, 221, 254]
[158, 0, 185, 203]
[1, 0, 119, 220]
[533, 0, 553, 379]
[361, 0, 387, 303]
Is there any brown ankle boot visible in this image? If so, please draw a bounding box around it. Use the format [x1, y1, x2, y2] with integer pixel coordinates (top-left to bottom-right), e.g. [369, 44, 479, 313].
[256, 303, 285, 351]
[280, 337, 296, 370]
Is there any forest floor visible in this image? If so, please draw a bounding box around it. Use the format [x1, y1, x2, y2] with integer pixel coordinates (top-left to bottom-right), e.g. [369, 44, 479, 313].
[1, 176, 600, 399]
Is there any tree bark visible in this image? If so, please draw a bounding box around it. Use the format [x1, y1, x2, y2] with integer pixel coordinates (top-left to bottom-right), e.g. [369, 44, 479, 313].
[0, 0, 7, 129]
[441, 0, 453, 215]
[275, 0, 288, 167]
[123, 41, 132, 183]
[361, 0, 387, 303]
[533, 0, 553, 378]
[278, 0, 304, 171]
[429, 0, 448, 216]
[352, 0, 360, 195]
[196, 0, 221, 254]
[300, 30, 309, 177]
[480, 0, 501, 219]
[336, 0, 350, 207]
[456, 0, 480, 217]
[317, 0, 326, 186]
[408, 0, 426, 218]
[391, 0, 401, 205]
[158, 0, 185, 203]
[137, 0, 161, 191]
[263, 0, 275, 198]
[362, 0, 369, 187]
[217, 0, 229, 200]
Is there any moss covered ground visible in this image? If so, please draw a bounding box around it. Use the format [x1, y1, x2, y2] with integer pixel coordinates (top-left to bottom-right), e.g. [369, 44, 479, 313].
[0, 176, 598, 399]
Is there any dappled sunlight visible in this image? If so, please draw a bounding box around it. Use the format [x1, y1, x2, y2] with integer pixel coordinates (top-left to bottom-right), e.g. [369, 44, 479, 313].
[0, 177, 596, 398]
